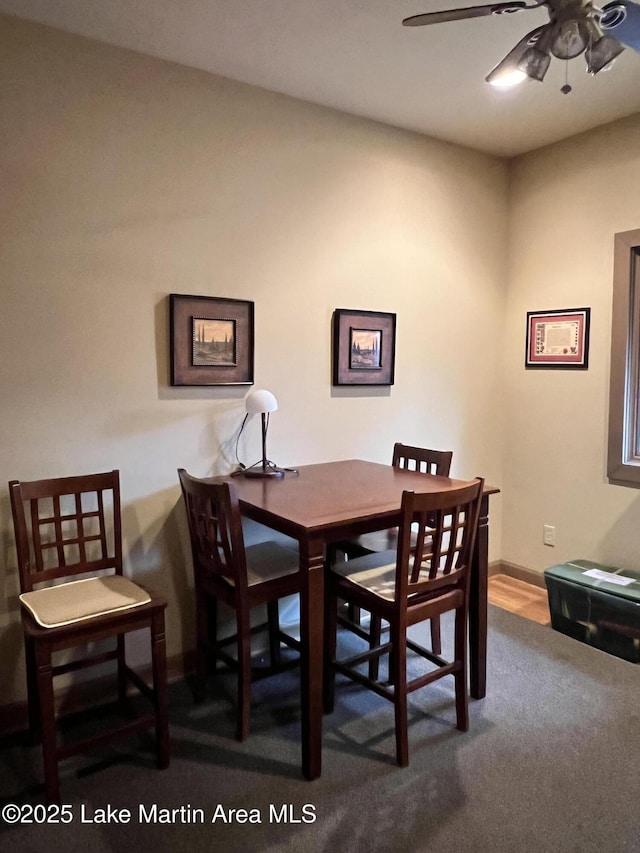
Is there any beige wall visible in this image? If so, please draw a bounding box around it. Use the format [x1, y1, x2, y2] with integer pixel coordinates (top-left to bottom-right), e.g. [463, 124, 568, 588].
[502, 114, 640, 575]
[0, 16, 508, 705]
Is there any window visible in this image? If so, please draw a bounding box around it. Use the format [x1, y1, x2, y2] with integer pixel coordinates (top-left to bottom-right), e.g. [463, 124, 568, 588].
[608, 228, 640, 486]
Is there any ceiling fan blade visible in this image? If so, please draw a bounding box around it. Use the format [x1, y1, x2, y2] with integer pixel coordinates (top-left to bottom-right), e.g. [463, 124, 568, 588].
[402, 2, 541, 26]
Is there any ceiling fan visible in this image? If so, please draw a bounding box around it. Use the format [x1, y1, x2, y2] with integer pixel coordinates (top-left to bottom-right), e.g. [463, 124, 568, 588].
[403, 0, 640, 88]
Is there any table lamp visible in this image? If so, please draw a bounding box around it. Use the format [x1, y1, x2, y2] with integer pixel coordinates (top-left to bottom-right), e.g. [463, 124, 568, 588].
[242, 389, 285, 478]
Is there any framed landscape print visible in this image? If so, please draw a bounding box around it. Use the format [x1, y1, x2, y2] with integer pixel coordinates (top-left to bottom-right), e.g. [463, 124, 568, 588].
[192, 317, 236, 367]
[525, 307, 590, 369]
[333, 308, 396, 386]
[170, 294, 254, 385]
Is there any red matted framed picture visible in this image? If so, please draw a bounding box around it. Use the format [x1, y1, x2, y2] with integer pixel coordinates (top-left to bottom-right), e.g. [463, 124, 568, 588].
[525, 308, 590, 369]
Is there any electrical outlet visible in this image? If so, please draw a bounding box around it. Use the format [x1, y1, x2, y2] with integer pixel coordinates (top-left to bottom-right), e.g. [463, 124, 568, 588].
[543, 524, 556, 547]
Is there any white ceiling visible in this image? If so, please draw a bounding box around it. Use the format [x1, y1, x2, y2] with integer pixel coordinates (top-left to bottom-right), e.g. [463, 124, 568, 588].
[2, 0, 640, 157]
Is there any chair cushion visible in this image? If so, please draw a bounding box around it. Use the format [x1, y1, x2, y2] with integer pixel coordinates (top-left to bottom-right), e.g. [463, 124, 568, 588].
[332, 550, 455, 603]
[339, 528, 430, 558]
[244, 540, 300, 586]
[19, 575, 151, 628]
[349, 528, 401, 553]
[331, 550, 400, 601]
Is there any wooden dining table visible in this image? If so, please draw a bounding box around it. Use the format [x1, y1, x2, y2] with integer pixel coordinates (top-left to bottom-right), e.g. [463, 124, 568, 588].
[229, 458, 499, 781]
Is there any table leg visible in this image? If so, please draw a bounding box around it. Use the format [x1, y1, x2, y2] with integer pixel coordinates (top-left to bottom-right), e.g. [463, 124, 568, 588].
[299, 537, 325, 780]
[469, 493, 489, 699]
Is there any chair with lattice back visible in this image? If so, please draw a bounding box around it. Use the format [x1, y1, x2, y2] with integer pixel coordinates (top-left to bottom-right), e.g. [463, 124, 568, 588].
[178, 469, 301, 741]
[9, 470, 170, 804]
[324, 477, 484, 767]
[328, 443, 453, 672]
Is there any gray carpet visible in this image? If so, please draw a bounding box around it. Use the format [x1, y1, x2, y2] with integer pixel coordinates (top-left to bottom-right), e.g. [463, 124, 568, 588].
[1, 605, 638, 852]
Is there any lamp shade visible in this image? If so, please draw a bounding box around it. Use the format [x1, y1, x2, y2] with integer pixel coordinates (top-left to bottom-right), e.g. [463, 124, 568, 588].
[518, 46, 552, 81]
[586, 33, 625, 72]
[246, 389, 278, 414]
[549, 19, 590, 59]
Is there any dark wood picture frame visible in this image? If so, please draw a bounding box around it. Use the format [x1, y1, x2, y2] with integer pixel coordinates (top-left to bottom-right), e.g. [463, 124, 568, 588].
[170, 294, 254, 386]
[333, 308, 396, 386]
[525, 307, 590, 369]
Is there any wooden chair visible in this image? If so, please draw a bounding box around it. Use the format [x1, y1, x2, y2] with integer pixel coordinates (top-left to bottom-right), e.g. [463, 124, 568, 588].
[9, 471, 170, 804]
[177, 469, 301, 741]
[324, 478, 483, 767]
[329, 443, 453, 670]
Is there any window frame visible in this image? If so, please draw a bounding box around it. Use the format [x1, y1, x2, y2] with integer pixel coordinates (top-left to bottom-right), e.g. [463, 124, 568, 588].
[607, 228, 640, 487]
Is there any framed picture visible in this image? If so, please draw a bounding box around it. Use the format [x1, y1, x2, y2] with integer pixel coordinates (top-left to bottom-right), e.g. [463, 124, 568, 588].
[525, 307, 590, 369]
[170, 294, 254, 385]
[333, 309, 396, 386]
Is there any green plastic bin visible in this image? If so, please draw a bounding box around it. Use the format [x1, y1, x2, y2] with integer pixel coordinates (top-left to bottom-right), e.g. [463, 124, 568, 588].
[544, 559, 640, 663]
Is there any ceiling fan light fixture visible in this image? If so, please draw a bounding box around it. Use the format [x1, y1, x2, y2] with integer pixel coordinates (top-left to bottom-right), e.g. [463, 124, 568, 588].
[486, 66, 529, 86]
[517, 46, 552, 80]
[585, 33, 625, 71]
[550, 19, 590, 58]
[406, 0, 640, 90]
[485, 23, 547, 86]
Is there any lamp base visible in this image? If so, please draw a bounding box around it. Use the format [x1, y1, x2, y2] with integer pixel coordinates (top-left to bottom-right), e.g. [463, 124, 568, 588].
[242, 467, 285, 479]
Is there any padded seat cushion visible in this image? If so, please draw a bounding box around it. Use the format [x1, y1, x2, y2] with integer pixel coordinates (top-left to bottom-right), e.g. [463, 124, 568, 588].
[19, 575, 151, 628]
[331, 550, 401, 601]
[349, 528, 403, 553]
[244, 540, 300, 586]
[339, 528, 432, 557]
[331, 549, 455, 602]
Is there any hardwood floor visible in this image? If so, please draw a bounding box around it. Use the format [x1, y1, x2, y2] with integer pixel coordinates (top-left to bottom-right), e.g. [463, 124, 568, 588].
[488, 574, 550, 625]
